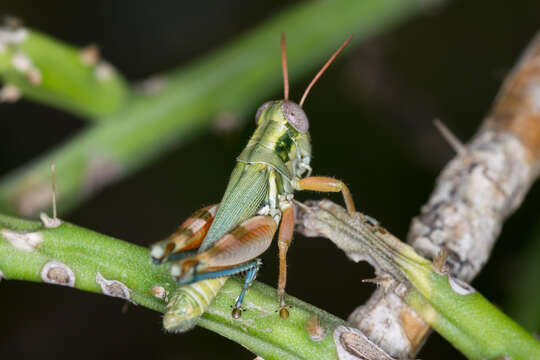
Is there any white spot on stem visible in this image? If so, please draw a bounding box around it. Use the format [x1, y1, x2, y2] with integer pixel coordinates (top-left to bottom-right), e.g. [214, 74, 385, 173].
[334, 325, 394, 360]
[41, 261, 75, 287]
[0, 27, 28, 46]
[40, 212, 63, 228]
[0, 269, 6, 280]
[94, 61, 114, 82]
[79, 44, 100, 66]
[0, 84, 21, 103]
[448, 276, 475, 295]
[1, 229, 43, 251]
[304, 315, 326, 342]
[12, 51, 31, 72]
[136, 76, 166, 94]
[96, 272, 132, 302]
[149, 285, 168, 301]
[11, 51, 41, 85]
[26, 67, 42, 85]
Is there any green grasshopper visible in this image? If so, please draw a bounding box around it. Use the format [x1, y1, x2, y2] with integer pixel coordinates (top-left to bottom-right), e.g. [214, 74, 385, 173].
[150, 34, 356, 332]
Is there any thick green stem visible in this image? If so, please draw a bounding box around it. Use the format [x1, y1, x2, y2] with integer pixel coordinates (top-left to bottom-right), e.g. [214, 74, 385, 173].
[296, 200, 540, 360]
[0, 213, 347, 360]
[0, 29, 128, 118]
[0, 0, 441, 217]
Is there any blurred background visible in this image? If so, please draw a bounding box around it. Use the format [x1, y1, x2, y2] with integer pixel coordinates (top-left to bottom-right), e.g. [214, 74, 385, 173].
[1, 0, 540, 359]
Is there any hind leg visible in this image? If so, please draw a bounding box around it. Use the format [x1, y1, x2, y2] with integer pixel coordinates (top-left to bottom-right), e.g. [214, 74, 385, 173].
[150, 204, 218, 264]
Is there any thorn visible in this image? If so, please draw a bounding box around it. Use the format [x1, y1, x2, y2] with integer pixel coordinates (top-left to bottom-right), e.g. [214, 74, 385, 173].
[362, 274, 394, 293]
[40, 212, 63, 228]
[433, 118, 466, 155]
[304, 315, 326, 341]
[362, 275, 390, 285]
[51, 163, 57, 221]
[432, 248, 449, 274]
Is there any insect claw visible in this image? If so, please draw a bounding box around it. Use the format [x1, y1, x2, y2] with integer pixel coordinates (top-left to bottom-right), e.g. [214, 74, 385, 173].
[278, 296, 291, 319]
[232, 306, 243, 319]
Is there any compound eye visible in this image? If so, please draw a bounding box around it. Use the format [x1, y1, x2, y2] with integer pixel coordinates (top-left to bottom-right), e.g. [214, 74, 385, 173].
[282, 101, 309, 133]
[255, 101, 273, 124]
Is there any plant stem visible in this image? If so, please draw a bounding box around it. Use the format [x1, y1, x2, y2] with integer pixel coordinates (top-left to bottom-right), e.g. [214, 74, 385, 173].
[506, 222, 540, 333]
[0, 213, 348, 360]
[296, 200, 540, 360]
[0, 29, 128, 118]
[0, 0, 442, 218]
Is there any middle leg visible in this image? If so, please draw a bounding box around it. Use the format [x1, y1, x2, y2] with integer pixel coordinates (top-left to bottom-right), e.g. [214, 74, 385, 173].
[277, 204, 295, 319]
[294, 176, 355, 214]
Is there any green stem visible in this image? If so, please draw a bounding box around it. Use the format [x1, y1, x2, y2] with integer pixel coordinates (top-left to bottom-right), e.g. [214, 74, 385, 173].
[0, 29, 128, 118]
[505, 222, 540, 333]
[296, 200, 540, 360]
[0, 213, 347, 360]
[0, 0, 441, 217]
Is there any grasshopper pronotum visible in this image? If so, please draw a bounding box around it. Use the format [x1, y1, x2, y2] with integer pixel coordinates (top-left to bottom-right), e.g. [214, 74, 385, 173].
[150, 34, 356, 332]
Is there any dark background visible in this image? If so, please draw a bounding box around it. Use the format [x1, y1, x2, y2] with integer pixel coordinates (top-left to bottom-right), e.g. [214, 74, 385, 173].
[1, 1, 540, 359]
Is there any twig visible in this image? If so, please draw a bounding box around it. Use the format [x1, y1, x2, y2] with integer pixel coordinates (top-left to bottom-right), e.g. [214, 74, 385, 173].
[0, 24, 128, 117]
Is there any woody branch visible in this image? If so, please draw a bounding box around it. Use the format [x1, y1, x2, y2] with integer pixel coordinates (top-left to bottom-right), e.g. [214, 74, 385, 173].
[344, 30, 540, 358]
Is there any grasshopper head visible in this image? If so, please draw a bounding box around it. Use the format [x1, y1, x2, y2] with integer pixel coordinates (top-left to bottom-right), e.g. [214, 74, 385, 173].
[255, 100, 309, 133]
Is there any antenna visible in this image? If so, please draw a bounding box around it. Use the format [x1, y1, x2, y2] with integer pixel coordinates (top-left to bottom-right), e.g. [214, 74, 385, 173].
[281, 33, 289, 101]
[299, 35, 353, 107]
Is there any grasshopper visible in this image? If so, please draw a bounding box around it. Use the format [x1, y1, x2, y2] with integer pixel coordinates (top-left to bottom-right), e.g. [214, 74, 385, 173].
[150, 34, 356, 332]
